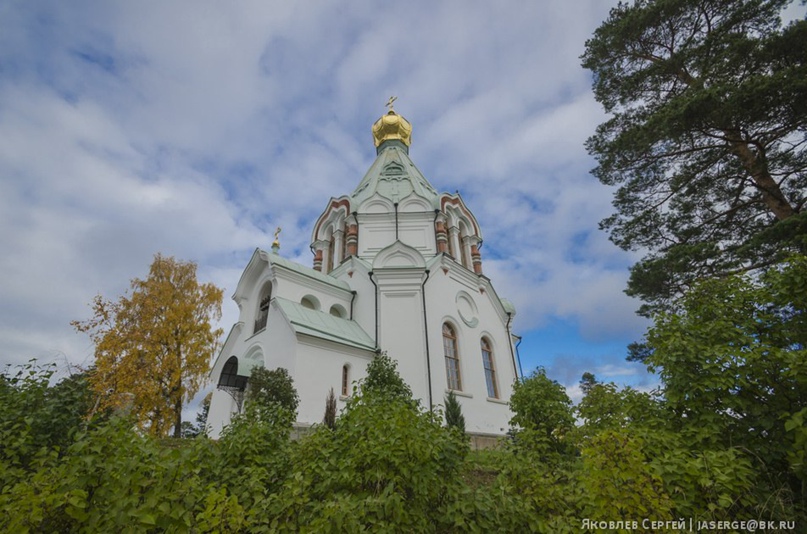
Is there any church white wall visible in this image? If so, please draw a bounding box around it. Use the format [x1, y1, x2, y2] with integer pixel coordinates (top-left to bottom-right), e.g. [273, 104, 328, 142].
[207, 304, 301, 439]
[397, 211, 438, 257]
[258, 305, 299, 373]
[375, 272, 430, 403]
[333, 265, 375, 339]
[292, 336, 374, 426]
[423, 267, 516, 435]
[357, 213, 396, 260]
[356, 211, 437, 261]
[207, 387, 237, 439]
[271, 274, 352, 316]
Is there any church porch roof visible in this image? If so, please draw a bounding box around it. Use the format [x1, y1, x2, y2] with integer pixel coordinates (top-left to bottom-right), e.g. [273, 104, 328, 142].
[273, 297, 376, 352]
[233, 248, 351, 306]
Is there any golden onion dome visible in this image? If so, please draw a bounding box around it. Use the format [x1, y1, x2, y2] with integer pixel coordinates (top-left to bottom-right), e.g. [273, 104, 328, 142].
[372, 109, 412, 148]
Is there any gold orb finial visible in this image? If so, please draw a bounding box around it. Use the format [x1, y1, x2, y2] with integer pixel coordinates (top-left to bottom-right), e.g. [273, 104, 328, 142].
[372, 97, 411, 148]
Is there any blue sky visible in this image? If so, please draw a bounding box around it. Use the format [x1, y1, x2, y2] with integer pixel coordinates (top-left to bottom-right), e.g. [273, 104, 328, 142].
[0, 0, 661, 405]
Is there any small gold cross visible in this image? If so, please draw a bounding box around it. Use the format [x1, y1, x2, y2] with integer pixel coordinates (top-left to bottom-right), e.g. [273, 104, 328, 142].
[385, 96, 397, 112]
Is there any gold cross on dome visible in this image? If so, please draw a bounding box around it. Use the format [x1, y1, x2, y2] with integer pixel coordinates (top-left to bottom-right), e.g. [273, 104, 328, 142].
[274, 227, 282, 241]
[385, 96, 397, 112]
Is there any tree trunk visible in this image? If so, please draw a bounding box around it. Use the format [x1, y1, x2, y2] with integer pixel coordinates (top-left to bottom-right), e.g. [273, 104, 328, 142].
[667, 63, 798, 222]
[173, 397, 182, 438]
[727, 137, 796, 221]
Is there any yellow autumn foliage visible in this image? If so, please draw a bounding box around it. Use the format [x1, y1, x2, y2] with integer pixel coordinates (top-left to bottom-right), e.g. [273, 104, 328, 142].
[73, 254, 223, 437]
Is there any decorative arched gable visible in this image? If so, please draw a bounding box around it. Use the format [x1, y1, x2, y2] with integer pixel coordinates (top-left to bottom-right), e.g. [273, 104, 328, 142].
[440, 194, 484, 274]
[312, 197, 351, 241]
[372, 240, 427, 269]
[358, 194, 395, 215]
[233, 249, 273, 308]
[440, 194, 482, 238]
[311, 197, 351, 273]
[398, 193, 432, 213]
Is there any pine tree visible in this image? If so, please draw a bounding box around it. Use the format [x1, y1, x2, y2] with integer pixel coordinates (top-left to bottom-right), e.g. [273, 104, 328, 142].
[582, 0, 807, 313]
[444, 390, 466, 433]
[323, 387, 337, 429]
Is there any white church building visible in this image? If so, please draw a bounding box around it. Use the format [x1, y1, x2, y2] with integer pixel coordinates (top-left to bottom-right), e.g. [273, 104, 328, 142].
[207, 105, 521, 442]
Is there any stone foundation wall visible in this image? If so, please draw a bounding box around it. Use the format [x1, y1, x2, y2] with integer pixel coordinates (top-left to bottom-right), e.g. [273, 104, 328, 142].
[468, 433, 505, 450]
[292, 424, 505, 450]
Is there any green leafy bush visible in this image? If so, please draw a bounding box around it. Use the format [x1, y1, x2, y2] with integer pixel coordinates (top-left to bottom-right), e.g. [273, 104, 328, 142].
[246, 366, 300, 418]
[509, 367, 575, 457]
[264, 390, 467, 532]
[360, 352, 413, 402]
[0, 362, 93, 479]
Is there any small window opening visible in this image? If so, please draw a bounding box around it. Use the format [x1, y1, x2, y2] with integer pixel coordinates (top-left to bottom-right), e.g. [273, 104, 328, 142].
[341, 364, 350, 397]
[301, 296, 318, 310]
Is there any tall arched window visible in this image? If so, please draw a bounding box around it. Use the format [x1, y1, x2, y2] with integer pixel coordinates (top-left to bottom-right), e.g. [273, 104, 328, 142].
[443, 323, 462, 391]
[481, 338, 498, 399]
[254, 283, 272, 333]
[341, 364, 350, 397]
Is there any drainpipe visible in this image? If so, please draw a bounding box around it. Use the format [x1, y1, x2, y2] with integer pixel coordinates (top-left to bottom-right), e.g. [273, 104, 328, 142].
[433, 209, 440, 254]
[349, 290, 357, 320]
[393, 202, 399, 240]
[515, 335, 524, 379]
[506, 312, 519, 381]
[420, 269, 433, 411]
[352, 211, 359, 257]
[369, 271, 379, 349]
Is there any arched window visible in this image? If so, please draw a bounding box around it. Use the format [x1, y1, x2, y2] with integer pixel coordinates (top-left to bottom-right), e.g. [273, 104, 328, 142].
[443, 323, 462, 391]
[254, 283, 271, 333]
[217, 356, 241, 389]
[301, 295, 320, 310]
[481, 338, 498, 399]
[341, 364, 350, 397]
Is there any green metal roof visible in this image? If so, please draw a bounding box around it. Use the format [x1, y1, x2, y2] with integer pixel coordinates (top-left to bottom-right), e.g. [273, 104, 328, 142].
[274, 297, 376, 351]
[500, 298, 516, 315]
[265, 250, 351, 292]
[350, 144, 439, 206]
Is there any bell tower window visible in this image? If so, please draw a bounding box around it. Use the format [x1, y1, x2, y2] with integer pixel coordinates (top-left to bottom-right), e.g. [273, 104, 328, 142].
[254, 283, 272, 333]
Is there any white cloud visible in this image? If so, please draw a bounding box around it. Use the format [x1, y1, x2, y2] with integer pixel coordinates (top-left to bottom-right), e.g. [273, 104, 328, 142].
[0, 0, 654, 394]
